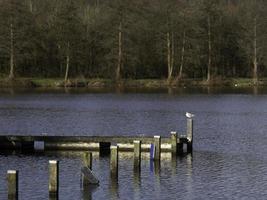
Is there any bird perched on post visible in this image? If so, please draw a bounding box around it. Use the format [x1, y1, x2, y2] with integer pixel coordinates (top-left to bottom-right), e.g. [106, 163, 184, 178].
[186, 112, 195, 118]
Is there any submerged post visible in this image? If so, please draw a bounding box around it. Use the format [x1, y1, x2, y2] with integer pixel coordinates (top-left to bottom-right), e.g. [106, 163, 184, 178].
[82, 152, 93, 187]
[133, 140, 141, 171]
[154, 136, 161, 160]
[83, 152, 92, 170]
[171, 131, 177, 155]
[187, 118, 193, 152]
[49, 160, 59, 197]
[110, 145, 119, 178]
[7, 170, 18, 200]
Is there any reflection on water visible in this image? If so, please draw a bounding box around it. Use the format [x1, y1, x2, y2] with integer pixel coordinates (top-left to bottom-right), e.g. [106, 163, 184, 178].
[2, 148, 267, 199]
[171, 154, 177, 175]
[3, 85, 267, 96]
[49, 194, 58, 200]
[82, 185, 98, 200]
[109, 176, 119, 200]
[150, 160, 160, 176]
[133, 169, 141, 195]
[253, 86, 258, 95]
[2, 88, 267, 199]
[186, 154, 193, 177]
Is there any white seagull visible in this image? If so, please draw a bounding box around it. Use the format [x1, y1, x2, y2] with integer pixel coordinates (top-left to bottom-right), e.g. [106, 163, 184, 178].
[186, 112, 195, 118]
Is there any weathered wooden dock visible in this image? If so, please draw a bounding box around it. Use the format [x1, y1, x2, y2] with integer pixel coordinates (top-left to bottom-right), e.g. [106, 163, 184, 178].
[0, 118, 193, 153]
[3, 118, 194, 199]
[0, 134, 190, 152]
[0, 116, 194, 154]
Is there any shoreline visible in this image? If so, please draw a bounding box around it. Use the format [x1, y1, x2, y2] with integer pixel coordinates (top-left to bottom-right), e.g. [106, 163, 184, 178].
[0, 77, 265, 89]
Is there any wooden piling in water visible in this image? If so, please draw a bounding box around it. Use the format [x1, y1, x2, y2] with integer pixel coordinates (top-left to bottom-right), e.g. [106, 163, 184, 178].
[133, 140, 141, 171]
[7, 170, 18, 200]
[110, 145, 119, 178]
[154, 136, 161, 160]
[187, 118, 193, 152]
[49, 160, 59, 197]
[171, 131, 177, 155]
[83, 152, 92, 170]
[82, 152, 93, 187]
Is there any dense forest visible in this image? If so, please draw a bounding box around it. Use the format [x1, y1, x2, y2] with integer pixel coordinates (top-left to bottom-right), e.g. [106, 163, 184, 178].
[0, 0, 267, 85]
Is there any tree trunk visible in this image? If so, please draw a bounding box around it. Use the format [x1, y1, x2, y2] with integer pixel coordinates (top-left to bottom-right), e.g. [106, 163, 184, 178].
[116, 21, 122, 82]
[28, 0, 33, 13]
[177, 30, 186, 81]
[167, 31, 173, 84]
[9, 23, 14, 79]
[64, 42, 70, 84]
[253, 17, 258, 85]
[207, 15, 211, 83]
[171, 32, 174, 73]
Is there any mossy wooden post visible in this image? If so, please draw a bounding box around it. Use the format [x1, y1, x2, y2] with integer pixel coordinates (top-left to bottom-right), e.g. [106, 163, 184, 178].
[49, 160, 59, 197]
[171, 131, 177, 155]
[7, 170, 18, 200]
[83, 152, 92, 170]
[187, 118, 193, 152]
[110, 145, 118, 179]
[154, 136, 161, 160]
[133, 140, 141, 172]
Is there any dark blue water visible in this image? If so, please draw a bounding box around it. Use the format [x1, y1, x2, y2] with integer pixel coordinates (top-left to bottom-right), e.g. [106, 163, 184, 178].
[1, 88, 267, 199]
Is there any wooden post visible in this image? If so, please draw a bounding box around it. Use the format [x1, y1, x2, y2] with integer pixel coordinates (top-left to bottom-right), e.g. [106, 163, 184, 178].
[83, 152, 92, 170]
[7, 170, 18, 200]
[171, 131, 177, 155]
[110, 145, 118, 178]
[133, 140, 141, 172]
[154, 136, 161, 160]
[187, 118, 193, 152]
[49, 160, 59, 197]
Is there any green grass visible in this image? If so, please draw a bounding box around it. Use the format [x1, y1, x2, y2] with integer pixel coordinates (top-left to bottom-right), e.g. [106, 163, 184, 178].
[124, 79, 168, 88]
[230, 78, 254, 87]
[32, 78, 115, 87]
[31, 78, 63, 87]
[230, 78, 267, 87]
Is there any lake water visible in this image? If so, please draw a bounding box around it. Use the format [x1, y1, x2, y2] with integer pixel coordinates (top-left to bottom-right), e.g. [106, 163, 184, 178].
[1, 87, 267, 199]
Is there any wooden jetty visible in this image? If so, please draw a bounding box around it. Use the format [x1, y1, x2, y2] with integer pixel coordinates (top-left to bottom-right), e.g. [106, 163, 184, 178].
[3, 118, 194, 199]
[0, 134, 191, 152]
[0, 115, 194, 153]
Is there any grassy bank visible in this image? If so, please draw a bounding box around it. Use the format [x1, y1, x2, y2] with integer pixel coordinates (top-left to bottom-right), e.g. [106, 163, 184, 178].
[0, 77, 266, 88]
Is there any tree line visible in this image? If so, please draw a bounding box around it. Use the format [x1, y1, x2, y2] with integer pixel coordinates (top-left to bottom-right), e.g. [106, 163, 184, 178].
[0, 0, 267, 85]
